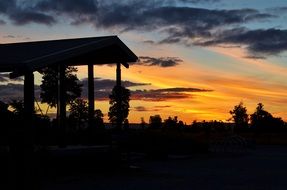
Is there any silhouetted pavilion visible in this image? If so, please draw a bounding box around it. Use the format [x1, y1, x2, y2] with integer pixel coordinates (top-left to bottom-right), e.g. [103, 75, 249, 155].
[0, 36, 138, 132]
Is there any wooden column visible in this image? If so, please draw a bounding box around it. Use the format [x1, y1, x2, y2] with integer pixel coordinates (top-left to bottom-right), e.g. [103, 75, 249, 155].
[57, 65, 66, 146]
[16, 71, 34, 182]
[88, 64, 95, 127]
[24, 72, 34, 124]
[116, 63, 122, 130]
[23, 72, 34, 152]
[116, 63, 121, 87]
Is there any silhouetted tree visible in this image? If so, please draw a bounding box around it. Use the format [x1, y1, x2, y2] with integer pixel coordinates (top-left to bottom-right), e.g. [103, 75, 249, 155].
[230, 102, 249, 130]
[190, 120, 200, 132]
[178, 120, 185, 130]
[84, 109, 107, 145]
[0, 101, 13, 124]
[0, 101, 12, 144]
[9, 99, 25, 118]
[250, 103, 270, 128]
[250, 103, 284, 132]
[140, 117, 146, 129]
[40, 66, 82, 109]
[108, 85, 130, 125]
[123, 119, 129, 130]
[163, 116, 178, 129]
[68, 98, 88, 128]
[0, 101, 10, 115]
[149, 115, 162, 129]
[94, 109, 104, 129]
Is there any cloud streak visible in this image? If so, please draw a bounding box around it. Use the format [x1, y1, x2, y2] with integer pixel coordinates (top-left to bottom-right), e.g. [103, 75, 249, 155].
[81, 78, 211, 101]
[131, 88, 212, 101]
[133, 105, 172, 112]
[0, 83, 40, 101]
[0, 77, 211, 102]
[136, 56, 183, 67]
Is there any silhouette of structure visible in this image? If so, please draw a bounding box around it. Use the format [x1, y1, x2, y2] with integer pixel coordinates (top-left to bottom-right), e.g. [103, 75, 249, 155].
[0, 36, 138, 132]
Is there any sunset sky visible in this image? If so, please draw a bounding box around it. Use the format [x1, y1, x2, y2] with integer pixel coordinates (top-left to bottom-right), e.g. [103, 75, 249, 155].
[0, 0, 287, 123]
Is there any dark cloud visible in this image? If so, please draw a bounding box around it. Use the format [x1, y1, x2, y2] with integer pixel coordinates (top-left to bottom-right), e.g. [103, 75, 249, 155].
[154, 105, 171, 108]
[1, 0, 284, 57]
[2, 35, 30, 40]
[36, 0, 97, 14]
[0, 19, 5, 25]
[134, 106, 148, 112]
[0, 0, 56, 25]
[80, 78, 211, 101]
[80, 77, 151, 100]
[131, 90, 190, 101]
[81, 78, 150, 91]
[179, 0, 220, 3]
[9, 10, 56, 25]
[142, 40, 155, 44]
[92, 2, 281, 56]
[3, 35, 15, 38]
[151, 8, 274, 46]
[131, 87, 211, 101]
[137, 56, 183, 67]
[0, 77, 211, 102]
[0, 83, 23, 101]
[105, 56, 183, 67]
[266, 7, 287, 14]
[0, 77, 149, 101]
[36, 0, 98, 25]
[197, 28, 287, 57]
[98, 5, 263, 31]
[244, 55, 266, 60]
[0, 83, 41, 101]
[244, 13, 276, 21]
[0, 1, 15, 13]
[152, 88, 212, 93]
[133, 105, 171, 112]
[2, 1, 269, 32]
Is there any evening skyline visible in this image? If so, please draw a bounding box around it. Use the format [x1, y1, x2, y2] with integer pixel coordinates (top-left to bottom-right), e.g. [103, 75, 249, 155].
[0, 0, 287, 123]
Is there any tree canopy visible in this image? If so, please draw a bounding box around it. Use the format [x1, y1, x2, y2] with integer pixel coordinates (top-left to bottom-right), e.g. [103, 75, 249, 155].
[69, 98, 89, 124]
[108, 85, 130, 125]
[250, 103, 284, 131]
[149, 115, 162, 129]
[40, 66, 82, 108]
[229, 102, 249, 129]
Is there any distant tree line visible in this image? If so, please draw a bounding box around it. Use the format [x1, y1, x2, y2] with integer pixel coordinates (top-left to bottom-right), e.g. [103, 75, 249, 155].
[1, 65, 287, 149]
[230, 102, 285, 132]
[146, 102, 286, 133]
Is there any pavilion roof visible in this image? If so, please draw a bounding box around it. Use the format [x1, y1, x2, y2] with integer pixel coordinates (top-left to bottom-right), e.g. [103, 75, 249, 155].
[0, 36, 138, 77]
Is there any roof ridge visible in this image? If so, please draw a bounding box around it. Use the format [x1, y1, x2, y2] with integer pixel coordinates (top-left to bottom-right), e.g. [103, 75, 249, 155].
[0, 35, 118, 46]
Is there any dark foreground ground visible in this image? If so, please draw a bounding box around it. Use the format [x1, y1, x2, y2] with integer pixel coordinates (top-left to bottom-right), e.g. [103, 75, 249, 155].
[19, 145, 285, 190]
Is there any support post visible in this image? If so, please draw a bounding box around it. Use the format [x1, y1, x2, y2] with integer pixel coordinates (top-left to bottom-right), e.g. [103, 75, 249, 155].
[116, 63, 122, 130]
[22, 72, 34, 154]
[13, 71, 34, 185]
[24, 72, 34, 124]
[116, 63, 121, 87]
[88, 64, 95, 128]
[57, 65, 66, 146]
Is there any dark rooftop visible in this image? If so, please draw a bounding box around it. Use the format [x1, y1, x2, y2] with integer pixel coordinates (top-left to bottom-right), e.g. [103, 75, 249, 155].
[0, 36, 138, 76]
